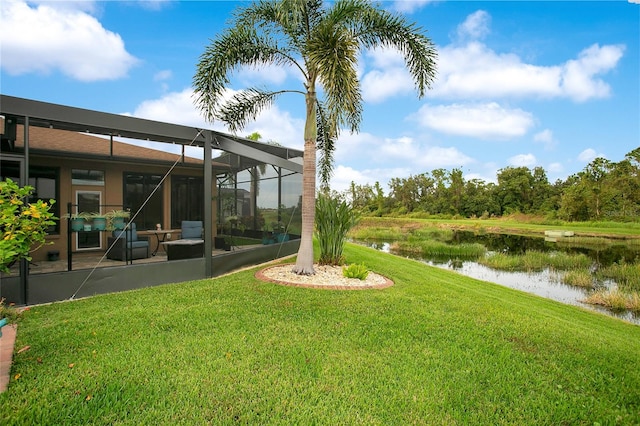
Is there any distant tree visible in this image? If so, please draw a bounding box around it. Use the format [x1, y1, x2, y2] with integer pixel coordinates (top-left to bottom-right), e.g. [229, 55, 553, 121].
[530, 166, 553, 213]
[447, 168, 465, 215]
[558, 174, 589, 221]
[496, 167, 535, 214]
[608, 149, 640, 220]
[558, 158, 615, 221]
[583, 157, 615, 220]
[463, 179, 500, 218]
[429, 168, 449, 214]
[347, 181, 386, 214]
[389, 175, 418, 213]
[193, 0, 437, 274]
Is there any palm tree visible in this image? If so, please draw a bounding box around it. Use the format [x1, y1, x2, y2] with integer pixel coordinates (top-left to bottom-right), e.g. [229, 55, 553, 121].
[193, 0, 437, 275]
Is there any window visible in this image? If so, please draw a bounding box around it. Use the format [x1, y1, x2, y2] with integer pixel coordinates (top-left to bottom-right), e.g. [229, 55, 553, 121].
[171, 175, 203, 229]
[123, 172, 163, 230]
[72, 169, 104, 186]
[0, 162, 60, 234]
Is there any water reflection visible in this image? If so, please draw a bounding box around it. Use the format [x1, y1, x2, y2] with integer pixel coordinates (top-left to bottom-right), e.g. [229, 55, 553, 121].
[451, 231, 639, 266]
[356, 237, 640, 326]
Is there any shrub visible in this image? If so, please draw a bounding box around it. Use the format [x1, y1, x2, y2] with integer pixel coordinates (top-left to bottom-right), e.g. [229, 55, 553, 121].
[584, 288, 639, 313]
[597, 262, 640, 292]
[397, 239, 485, 260]
[316, 193, 359, 265]
[562, 269, 594, 288]
[0, 298, 21, 323]
[342, 263, 369, 280]
[0, 179, 56, 273]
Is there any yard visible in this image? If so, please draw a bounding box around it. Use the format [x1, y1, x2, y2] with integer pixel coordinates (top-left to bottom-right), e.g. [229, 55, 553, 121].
[1, 243, 639, 424]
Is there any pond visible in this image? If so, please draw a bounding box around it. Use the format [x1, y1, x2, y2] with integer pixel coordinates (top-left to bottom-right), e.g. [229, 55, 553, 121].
[356, 232, 640, 326]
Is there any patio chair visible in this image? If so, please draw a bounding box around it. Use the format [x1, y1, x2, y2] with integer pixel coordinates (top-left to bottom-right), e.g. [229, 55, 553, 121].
[180, 220, 203, 240]
[106, 223, 150, 261]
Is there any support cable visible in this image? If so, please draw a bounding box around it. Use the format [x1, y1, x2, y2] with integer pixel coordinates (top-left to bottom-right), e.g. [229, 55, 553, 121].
[69, 130, 205, 300]
[275, 204, 297, 261]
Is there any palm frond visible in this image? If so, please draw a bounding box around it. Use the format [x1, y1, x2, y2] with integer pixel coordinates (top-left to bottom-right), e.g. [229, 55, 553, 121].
[354, 6, 438, 97]
[219, 89, 284, 133]
[315, 102, 336, 191]
[193, 25, 295, 123]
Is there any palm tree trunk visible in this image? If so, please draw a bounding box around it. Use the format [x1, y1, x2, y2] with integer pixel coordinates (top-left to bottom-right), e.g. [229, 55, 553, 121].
[292, 88, 317, 275]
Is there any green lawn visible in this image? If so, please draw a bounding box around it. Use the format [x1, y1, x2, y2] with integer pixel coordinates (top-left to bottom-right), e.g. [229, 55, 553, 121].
[1, 243, 639, 424]
[355, 216, 640, 238]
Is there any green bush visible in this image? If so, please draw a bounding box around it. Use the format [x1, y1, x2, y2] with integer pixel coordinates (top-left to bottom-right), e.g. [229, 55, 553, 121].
[342, 263, 369, 280]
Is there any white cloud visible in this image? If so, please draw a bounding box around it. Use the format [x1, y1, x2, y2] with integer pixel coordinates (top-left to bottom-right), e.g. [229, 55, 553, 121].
[241, 105, 304, 149]
[333, 132, 473, 188]
[0, 0, 138, 81]
[137, 0, 173, 11]
[361, 48, 415, 103]
[378, 136, 416, 161]
[362, 68, 415, 103]
[547, 162, 564, 174]
[433, 42, 562, 99]
[128, 88, 304, 149]
[416, 146, 475, 169]
[533, 129, 557, 150]
[375, 136, 474, 169]
[363, 12, 624, 104]
[392, 0, 433, 13]
[457, 10, 491, 41]
[154, 70, 173, 81]
[433, 17, 625, 102]
[330, 165, 373, 193]
[333, 132, 375, 162]
[534, 129, 553, 143]
[330, 165, 413, 194]
[238, 64, 290, 86]
[413, 102, 535, 139]
[130, 89, 208, 128]
[508, 153, 537, 167]
[577, 148, 606, 163]
[560, 44, 625, 102]
[366, 46, 406, 69]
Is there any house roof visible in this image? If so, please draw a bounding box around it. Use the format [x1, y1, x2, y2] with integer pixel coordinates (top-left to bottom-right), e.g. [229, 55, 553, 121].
[13, 125, 208, 166]
[1, 95, 303, 173]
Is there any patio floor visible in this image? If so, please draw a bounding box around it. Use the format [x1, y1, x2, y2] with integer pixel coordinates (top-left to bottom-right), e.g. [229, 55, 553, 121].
[3, 244, 263, 276]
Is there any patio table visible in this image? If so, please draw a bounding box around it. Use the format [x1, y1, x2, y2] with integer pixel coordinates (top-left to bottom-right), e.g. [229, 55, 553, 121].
[161, 239, 205, 260]
[150, 229, 181, 256]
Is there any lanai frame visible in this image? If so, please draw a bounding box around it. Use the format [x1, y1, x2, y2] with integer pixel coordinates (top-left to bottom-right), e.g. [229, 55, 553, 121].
[0, 95, 303, 305]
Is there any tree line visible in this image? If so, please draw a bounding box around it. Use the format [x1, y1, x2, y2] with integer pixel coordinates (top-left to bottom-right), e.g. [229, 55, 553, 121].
[344, 148, 640, 222]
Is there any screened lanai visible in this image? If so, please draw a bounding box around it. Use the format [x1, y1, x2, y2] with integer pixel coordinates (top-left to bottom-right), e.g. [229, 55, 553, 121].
[0, 95, 303, 305]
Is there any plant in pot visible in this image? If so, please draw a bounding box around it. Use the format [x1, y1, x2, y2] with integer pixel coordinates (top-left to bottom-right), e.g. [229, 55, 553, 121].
[88, 212, 108, 231]
[261, 225, 273, 245]
[106, 210, 130, 230]
[223, 235, 232, 251]
[222, 216, 238, 250]
[62, 212, 90, 232]
[272, 221, 288, 243]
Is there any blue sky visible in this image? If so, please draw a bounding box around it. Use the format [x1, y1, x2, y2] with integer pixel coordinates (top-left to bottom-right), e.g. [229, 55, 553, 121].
[1, 0, 638, 193]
